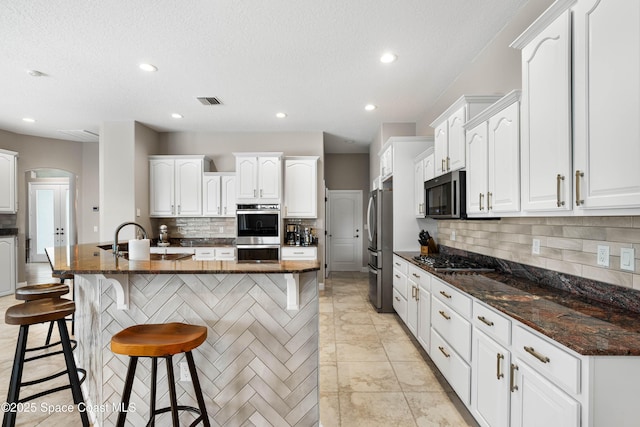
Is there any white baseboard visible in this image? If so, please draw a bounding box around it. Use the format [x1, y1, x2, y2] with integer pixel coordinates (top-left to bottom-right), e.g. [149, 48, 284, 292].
[360, 267, 368, 273]
[318, 282, 325, 291]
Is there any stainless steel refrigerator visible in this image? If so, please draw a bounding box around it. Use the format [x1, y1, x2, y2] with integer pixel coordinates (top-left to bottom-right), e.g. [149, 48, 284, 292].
[366, 188, 394, 312]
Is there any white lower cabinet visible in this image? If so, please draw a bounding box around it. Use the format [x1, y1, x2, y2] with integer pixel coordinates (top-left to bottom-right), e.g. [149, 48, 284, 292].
[395, 258, 432, 354]
[431, 329, 471, 405]
[281, 246, 317, 260]
[0, 236, 17, 297]
[392, 256, 409, 323]
[473, 330, 511, 427]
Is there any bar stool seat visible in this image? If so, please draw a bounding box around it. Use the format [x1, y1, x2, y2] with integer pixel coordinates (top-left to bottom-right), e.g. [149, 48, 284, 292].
[3, 298, 89, 427]
[111, 322, 210, 426]
[15, 283, 69, 301]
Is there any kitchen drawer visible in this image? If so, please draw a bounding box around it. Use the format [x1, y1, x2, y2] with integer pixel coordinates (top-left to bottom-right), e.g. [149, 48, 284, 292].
[473, 301, 511, 347]
[393, 288, 407, 323]
[513, 325, 581, 394]
[431, 297, 472, 361]
[432, 277, 472, 319]
[151, 247, 196, 255]
[408, 264, 430, 292]
[393, 269, 408, 299]
[194, 247, 216, 260]
[214, 247, 236, 260]
[431, 328, 471, 405]
[281, 246, 317, 260]
[392, 255, 408, 275]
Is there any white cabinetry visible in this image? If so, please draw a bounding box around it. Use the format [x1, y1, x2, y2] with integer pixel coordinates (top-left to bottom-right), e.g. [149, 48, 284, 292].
[283, 156, 318, 218]
[235, 153, 282, 203]
[465, 91, 521, 217]
[380, 145, 393, 181]
[150, 156, 209, 217]
[414, 146, 435, 217]
[203, 173, 236, 217]
[431, 96, 502, 177]
[0, 236, 17, 297]
[0, 149, 18, 213]
[394, 257, 431, 354]
[281, 246, 317, 260]
[392, 255, 408, 323]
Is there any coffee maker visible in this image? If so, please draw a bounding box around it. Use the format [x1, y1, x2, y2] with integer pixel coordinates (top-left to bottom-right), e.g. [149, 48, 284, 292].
[286, 224, 299, 246]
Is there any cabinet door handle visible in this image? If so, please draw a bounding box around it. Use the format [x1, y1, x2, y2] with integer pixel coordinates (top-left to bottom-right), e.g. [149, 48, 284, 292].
[253, 189, 257, 197]
[260, 189, 263, 198]
[496, 353, 504, 380]
[477, 316, 494, 327]
[411, 285, 416, 299]
[171, 204, 175, 215]
[218, 207, 221, 215]
[415, 289, 419, 302]
[446, 156, 450, 171]
[575, 170, 584, 206]
[479, 193, 484, 210]
[284, 206, 288, 216]
[438, 346, 450, 358]
[524, 346, 550, 364]
[224, 206, 227, 214]
[439, 290, 451, 299]
[177, 205, 181, 214]
[441, 158, 445, 171]
[438, 310, 450, 320]
[510, 364, 519, 392]
[556, 174, 565, 207]
[487, 191, 492, 211]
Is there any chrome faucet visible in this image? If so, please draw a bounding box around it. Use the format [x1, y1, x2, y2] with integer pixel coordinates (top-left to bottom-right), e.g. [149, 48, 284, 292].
[113, 222, 148, 256]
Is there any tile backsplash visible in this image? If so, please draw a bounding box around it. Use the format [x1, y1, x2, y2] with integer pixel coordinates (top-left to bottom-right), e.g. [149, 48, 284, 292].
[150, 217, 236, 239]
[437, 216, 640, 291]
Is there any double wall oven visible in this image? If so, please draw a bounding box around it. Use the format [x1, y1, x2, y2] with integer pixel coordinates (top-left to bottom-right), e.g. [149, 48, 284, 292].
[236, 204, 280, 262]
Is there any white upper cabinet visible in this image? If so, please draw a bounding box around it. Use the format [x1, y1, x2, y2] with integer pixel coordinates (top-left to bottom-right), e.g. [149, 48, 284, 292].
[380, 145, 393, 181]
[0, 149, 17, 213]
[572, 0, 640, 210]
[414, 146, 434, 217]
[465, 91, 521, 217]
[150, 155, 209, 217]
[431, 95, 503, 177]
[284, 156, 318, 218]
[203, 173, 236, 217]
[234, 153, 282, 203]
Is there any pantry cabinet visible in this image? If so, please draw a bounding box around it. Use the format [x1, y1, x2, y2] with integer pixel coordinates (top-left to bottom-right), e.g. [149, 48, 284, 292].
[235, 153, 282, 203]
[431, 95, 502, 177]
[150, 156, 209, 217]
[0, 149, 17, 213]
[283, 156, 318, 218]
[0, 236, 17, 297]
[203, 173, 236, 217]
[465, 91, 521, 217]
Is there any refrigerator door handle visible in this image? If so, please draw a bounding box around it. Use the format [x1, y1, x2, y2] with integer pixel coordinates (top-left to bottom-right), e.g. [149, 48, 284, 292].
[366, 196, 374, 243]
[368, 266, 378, 275]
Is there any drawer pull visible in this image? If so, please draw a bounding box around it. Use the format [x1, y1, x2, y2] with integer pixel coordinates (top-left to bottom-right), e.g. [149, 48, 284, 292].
[477, 316, 494, 327]
[293, 252, 304, 254]
[496, 353, 504, 380]
[524, 346, 550, 363]
[395, 274, 400, 279]
[510, 364, 519, 392]
[395, 296, 400, 302]
[412, 273, 420, 278]
[439, 290, 451, 299]
[395, 262, 401, 266]
[438, 310, 451, 320]
[438, 346, 450, 358]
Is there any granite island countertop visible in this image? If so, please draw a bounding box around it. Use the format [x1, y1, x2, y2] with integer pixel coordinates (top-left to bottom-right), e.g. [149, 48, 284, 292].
[395, 251, 640, 356]
[47, 243, 320, 275]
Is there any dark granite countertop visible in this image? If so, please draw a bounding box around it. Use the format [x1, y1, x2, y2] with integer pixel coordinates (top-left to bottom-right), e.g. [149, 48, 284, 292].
[0, 228, 18, 236]
[395, 251, 640, 356]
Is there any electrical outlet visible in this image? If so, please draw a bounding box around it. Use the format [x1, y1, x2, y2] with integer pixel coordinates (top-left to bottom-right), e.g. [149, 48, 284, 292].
[597, 245, 610, 267]
[450, 231, 456, 241]
[180, 362, 191, 382]
[621, 248, 635, 271]
[532, 239, 541, 255]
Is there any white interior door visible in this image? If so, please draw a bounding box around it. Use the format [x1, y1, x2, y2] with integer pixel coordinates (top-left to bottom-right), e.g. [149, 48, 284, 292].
[325, 187, 331, 278]
[327, 190, 362, 272]
[29, 183, 69, 262]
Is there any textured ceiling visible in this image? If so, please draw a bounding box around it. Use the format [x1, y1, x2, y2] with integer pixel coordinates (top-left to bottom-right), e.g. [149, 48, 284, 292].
[0, 0, 527, 153]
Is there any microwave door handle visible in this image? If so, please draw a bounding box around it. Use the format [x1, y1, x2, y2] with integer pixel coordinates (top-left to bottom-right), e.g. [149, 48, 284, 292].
[366, 196, 374, 242]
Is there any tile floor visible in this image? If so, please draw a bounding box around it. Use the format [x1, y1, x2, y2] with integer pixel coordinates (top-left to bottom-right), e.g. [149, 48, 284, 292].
[0, 265, 477, 426]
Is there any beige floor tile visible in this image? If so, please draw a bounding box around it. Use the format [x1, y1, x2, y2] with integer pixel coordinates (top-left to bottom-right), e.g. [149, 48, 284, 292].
[334, 323, 380, 342]
[404, 391, 476, 427]
[336, 341, 388, 362]
[334, 311, 374, 326]
[339, 392, 416, 427]
[320, 341, 337, 364]
[337, 361, 401, 392]
[320, 364, 339, 392]
[392, 361, 444, 392]
[374, 321, 414, 341]
[333, 301, 373, 313]
[382, 339, 425, 362]
[320, 392, 340, 427]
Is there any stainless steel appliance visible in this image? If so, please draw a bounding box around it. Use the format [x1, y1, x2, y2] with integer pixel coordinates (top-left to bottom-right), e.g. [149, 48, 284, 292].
[286, 224, 299, 246]
[236, 204, 280, 262]
[424, 170, 466, 219]
[367, 188, 394, 312]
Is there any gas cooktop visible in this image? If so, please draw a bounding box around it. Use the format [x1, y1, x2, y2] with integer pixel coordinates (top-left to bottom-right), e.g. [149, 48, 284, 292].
[413, 254, 494, 273]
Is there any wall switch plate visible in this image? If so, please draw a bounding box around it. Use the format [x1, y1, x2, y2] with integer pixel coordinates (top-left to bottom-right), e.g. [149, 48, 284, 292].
[532, 239, 541, 255]
[597, 245, 610, 267]
[180, 362, 191, 382]
[136, 208, 141, 217]
[621, 248, 635, 271]
[450, 231, 456, 241]
[93, 226, 98, 233]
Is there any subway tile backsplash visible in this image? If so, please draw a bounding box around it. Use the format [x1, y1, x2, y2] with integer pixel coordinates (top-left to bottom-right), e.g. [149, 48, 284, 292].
[437, 216, 640, 291]
[150, 217, 236, 239]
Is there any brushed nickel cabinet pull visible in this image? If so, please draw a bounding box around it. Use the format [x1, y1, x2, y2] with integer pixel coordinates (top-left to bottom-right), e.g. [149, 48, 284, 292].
[477, 316, 494, 327]
[524, 346, 550, 363]
[260, 189, 263, 198]
[439, 310, 451, 320]
[487, 191, 493, 210]
[556, 174, 565, 207]
[510, 364, 519, 392]
[253, 189, 257, 197]
[416, 289, 419, 302]
[438, 346, 450, 358]
[441, 158, 446, 171]
[479, 193, 484, 210]
[394, 274, 400, 279]
[395, 262, 401, 266]
[395, 296, 400, 302]
[575, 170, 584, 206]
[497, 353, 504, 380]
[171, 204, 175, 215]
[446, 157, 450, 171]
[411, 285, 416, 299]
[177, 205, 181, 214]
[439, 290, 451, 299]
[412, 272, 420, 278]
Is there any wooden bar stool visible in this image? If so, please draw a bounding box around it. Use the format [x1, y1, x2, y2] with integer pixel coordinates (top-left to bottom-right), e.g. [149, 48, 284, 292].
[15, 283, 70, 346]
[111, 322, 211, 427]
[52, 273, 76, 335]
[3, 298, 89, 427]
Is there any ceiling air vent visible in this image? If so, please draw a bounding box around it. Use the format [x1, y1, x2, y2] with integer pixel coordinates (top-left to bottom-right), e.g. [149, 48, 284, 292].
[197, 96, 222, 106]
[57, 129, 99, 142]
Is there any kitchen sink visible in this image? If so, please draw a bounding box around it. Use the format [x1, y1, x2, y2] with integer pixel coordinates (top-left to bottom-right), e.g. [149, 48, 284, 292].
[96, 243, 193, 261]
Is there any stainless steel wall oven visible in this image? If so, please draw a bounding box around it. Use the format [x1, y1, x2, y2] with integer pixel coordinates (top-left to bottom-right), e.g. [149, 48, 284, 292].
[236, 204, 280, 262]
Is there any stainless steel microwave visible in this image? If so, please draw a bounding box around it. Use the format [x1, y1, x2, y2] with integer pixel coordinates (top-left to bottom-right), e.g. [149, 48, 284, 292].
[424, 170, 466, 219]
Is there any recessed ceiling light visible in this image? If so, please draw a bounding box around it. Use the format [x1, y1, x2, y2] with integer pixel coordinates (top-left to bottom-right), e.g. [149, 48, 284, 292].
[22, 117, 36, 123]
[171, 113, 183, 119]
[380, 53, 397, 63]
[345, 140, 355, 144]
[27, 70, 44, 77]
[139, 63, 158, 72]
[365, 104, 377, 111]
[276, 112, 287, 119]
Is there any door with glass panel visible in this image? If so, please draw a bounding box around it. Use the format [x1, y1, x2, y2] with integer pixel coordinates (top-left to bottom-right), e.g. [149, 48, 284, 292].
[29, 183, 69, 262]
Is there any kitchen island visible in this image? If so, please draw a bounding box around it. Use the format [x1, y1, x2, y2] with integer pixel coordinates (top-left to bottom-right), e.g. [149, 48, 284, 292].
[47, 244, 321, 427]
